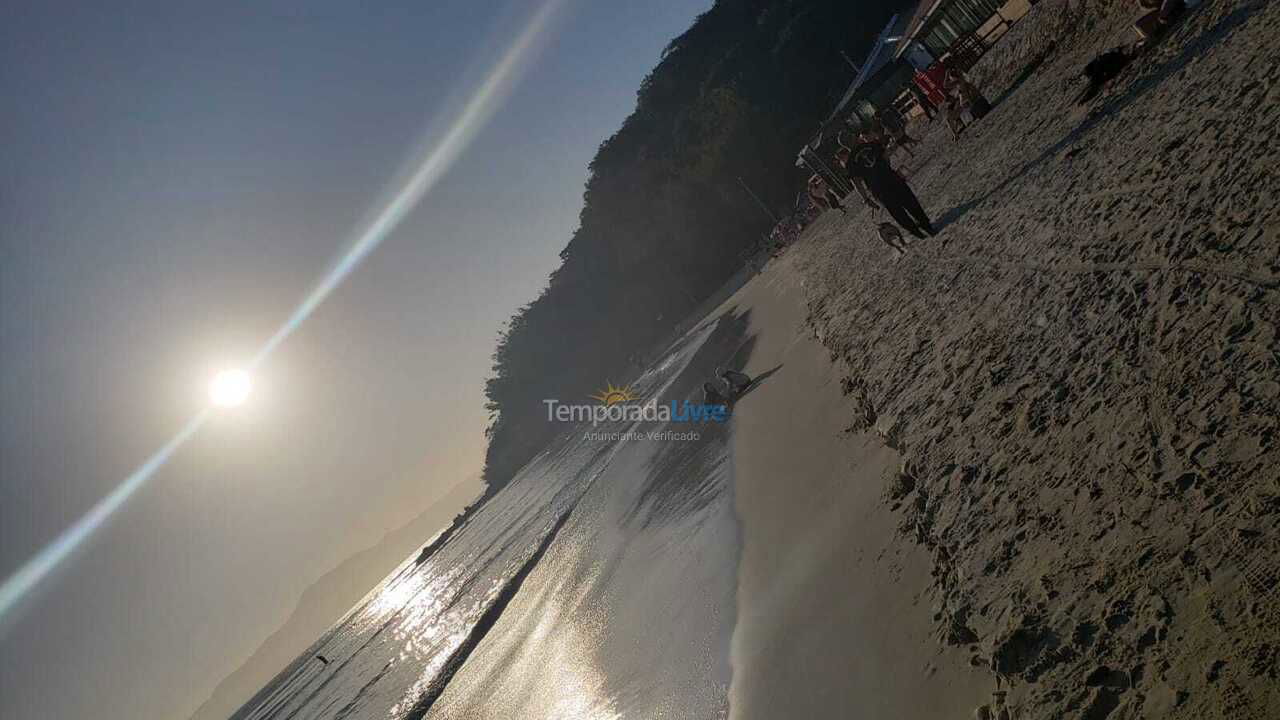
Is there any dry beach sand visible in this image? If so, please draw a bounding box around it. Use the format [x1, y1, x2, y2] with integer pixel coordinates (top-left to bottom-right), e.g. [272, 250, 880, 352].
[771, 0, 1280, 717]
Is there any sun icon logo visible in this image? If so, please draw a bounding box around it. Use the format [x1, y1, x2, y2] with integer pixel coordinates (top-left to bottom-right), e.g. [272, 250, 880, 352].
[590, 382, 639, 407]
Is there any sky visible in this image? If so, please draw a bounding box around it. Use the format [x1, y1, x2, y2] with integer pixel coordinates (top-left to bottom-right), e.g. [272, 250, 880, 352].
[0, 1, 710, 718]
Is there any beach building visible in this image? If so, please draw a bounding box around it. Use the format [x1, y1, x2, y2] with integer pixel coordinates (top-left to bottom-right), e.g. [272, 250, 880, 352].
[897, 0, 1035, 72]
[892, 0, 1035, 115]
[793, 0, 1034, 199]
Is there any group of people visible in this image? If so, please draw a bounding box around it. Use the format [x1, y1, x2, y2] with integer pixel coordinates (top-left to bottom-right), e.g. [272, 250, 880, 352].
[861, 107, 920, 157]
[802, 110, 938, 247]
[790, 0, 1197, 261]
[805, 102, 926, 221]
[798, 65, 998, 254]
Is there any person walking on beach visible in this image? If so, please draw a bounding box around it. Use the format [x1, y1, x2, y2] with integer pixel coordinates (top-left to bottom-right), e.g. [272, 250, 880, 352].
[836, 141, 936, 239]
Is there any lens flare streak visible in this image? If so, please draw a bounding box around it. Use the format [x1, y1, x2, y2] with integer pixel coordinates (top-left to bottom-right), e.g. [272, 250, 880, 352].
[251, 0, 565, 368]
[0, 411, 210, 631]
[0, 0, 567, 632]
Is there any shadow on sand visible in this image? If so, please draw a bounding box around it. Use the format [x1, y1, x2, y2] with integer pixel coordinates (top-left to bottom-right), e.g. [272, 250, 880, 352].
[932, 1, 1265, 231]
[730, 364, 784, 403]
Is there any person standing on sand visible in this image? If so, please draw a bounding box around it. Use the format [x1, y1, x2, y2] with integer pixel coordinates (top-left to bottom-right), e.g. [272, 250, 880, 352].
[807, 173, 847, 215]
[836, 142, 936, 239]
[944, 98, 967, 141]
[946, 68, 991, 120]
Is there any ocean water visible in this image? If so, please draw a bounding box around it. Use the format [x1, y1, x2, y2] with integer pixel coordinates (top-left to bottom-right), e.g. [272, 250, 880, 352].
[233, 309, 754, 720]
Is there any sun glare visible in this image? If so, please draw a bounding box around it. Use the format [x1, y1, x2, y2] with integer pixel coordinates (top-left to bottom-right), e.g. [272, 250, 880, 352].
[209, 369, 252, 408]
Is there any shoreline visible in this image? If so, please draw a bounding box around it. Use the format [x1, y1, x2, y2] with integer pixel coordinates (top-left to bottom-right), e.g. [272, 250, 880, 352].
[719, 272, 993, 718]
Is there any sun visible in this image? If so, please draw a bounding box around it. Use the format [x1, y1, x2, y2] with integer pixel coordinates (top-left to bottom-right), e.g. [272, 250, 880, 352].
[590, 382, 638, 407]
[209, 369, 252, 408]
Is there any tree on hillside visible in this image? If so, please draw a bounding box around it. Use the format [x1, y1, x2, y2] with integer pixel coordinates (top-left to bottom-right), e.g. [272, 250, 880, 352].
[480, 0, 908, 491]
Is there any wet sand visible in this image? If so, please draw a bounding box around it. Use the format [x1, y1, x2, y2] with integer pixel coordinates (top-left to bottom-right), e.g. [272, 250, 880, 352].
[721, 273, 993, 719]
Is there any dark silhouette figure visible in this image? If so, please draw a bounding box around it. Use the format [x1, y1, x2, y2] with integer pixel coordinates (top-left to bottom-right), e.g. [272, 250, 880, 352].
[717, 367, 754, 395]
[702, 382, 730, 407]
[1077, 47, 1135, 104]
[838, 142, 936, 239]
[727, 365, 784, 401]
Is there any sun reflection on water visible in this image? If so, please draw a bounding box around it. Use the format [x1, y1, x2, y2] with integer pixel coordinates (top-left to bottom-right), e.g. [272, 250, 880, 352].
[536, 621, 622, 720]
